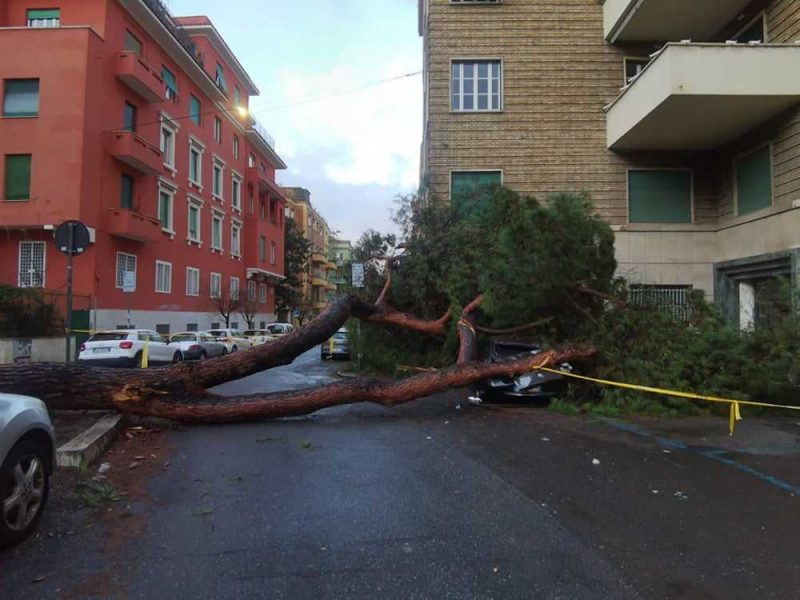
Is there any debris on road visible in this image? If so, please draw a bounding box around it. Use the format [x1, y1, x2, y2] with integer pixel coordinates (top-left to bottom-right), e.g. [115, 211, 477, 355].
[592, 458, 601, 465]
[468, 396, 482, 405]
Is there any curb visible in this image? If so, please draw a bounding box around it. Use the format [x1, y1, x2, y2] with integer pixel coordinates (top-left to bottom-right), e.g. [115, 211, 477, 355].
[56, 413, 126, 468]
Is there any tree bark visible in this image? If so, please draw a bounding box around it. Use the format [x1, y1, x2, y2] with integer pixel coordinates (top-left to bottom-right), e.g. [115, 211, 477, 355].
[0, 294, 595, 423]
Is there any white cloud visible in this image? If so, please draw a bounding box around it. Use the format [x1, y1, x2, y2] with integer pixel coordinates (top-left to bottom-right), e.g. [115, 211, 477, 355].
[257, 58, 422, 190]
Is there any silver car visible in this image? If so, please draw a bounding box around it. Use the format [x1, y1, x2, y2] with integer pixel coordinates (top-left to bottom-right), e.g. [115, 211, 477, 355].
[169, 332, 228, 360]
[0, 393, 55, 550]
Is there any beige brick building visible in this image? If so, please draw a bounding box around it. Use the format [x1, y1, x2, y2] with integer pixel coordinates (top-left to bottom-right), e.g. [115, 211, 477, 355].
[419, 0, 800, 328]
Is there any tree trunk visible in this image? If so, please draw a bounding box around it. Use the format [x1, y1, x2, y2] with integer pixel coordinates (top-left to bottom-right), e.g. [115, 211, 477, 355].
[0, 294, 595, 423]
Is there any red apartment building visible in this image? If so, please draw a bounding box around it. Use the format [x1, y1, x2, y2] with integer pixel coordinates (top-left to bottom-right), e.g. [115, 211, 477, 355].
[0, 0, 287, 335]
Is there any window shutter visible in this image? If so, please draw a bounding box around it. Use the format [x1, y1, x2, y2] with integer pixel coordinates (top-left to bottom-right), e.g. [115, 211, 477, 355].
[28, 9, 60, 20]
[628, 171, 692, 223]
[5, 155, 32, 200]
[736, 146, 772, 216]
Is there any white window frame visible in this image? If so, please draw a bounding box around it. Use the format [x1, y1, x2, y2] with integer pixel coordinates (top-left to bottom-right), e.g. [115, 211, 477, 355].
[450, 58, 503, 112]
[18, 241, 46, 288]
[160, 113, 179, 174]
[213, 116, 222, 143]
[115, 252, 137, 289]
[210, 272, 222, 299]
[230, 276, 240, 301]
[247, 280, 257, 302]
[188, 136, 205, 190]
[270, 241, 277, 265]
[233, 135, 240, 160]
[212, 155, 226, 201]
[231, 171, 243, 212]
[157, 178, 177, 235]
[231, 219, 242, 258]
[211, 209, 224, 252]
[186, 266, 200, 296]
[187, 195, 203, 245]
[155, 260, 172, 294]
[258, 283, 267, 304]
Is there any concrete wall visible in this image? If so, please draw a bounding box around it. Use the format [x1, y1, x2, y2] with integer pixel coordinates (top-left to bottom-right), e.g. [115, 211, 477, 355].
[0, 338, 77, 364]
[93, 309, 277, 333]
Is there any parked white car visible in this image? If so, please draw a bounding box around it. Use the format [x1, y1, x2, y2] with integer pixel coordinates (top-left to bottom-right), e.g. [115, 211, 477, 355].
[265, 322, 295, 340]
[207, 329, 253, 353]
[0, 393, 55, 550]
[243, 329, 271, 346]
[168, 332, 228, 360]
[78, 330, 183, 367]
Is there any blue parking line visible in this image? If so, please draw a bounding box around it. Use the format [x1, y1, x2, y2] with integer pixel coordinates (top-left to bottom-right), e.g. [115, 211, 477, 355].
[603, 419, 800, 496]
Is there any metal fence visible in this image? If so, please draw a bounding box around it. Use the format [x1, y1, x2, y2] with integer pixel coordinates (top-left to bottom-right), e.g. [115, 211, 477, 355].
[629, 285, 693, 322]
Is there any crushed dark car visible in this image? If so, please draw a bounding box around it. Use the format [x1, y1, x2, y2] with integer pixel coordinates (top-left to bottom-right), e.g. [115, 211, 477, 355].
[475, 339, 572, 403]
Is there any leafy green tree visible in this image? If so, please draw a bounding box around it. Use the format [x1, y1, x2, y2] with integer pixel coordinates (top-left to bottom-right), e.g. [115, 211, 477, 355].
[276, 217, 311, 322]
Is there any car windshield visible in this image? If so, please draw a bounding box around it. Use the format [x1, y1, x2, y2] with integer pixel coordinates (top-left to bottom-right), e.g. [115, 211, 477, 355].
[333, 332, 348, 341]
[266, 325, 283, 334]
[171, 334, 196, 342]
[244, 330, 261, 336]
[208, 331, 224, 337]
[88, 332, 129, 342]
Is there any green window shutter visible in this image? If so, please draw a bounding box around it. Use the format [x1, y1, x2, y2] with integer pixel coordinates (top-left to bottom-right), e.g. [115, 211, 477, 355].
[159, 192, 170, 228]
[234, 87, 241, 106]
[451, 171, 501, 218]
[215, 64, 228, 94]
[628, 170, 692, 223]
[190, 95, 201, 125]
[120, 174, 134, 208]
[736, 146, 772, 216]
[28, 9, 60, 20]
[5, 155, 32, 200]
[161, 67, 177, 92]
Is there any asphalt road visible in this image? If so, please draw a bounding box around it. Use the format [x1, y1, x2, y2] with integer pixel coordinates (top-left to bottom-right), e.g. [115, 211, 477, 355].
[2, 348, 799, 599]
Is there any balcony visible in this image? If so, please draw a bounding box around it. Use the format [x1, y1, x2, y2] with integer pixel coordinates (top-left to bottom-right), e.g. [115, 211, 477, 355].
[115, 52, 164, 103]
[606, 44, 800, 151]
[311, 253, 327, 265]
[246, 167, 285, 198]
[105, 208, 162, 243]
[246, 115, 287, 170]
[604, 0, 752, 43]
[311, 277, 328, 288]
[106, 130, 163, 175]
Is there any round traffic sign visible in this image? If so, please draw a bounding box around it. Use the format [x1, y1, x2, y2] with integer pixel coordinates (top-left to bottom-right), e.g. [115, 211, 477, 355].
[55, 220, 91, 256]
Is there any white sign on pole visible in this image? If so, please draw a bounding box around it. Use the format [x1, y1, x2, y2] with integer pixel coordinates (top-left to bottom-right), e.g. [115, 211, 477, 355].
[122, 272, 136, 293]
[351, 263, 365, 288]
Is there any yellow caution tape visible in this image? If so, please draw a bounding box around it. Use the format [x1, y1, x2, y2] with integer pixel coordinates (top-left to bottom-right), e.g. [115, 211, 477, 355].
[536, 366, 800, 436]
[141, 339, 149, 369]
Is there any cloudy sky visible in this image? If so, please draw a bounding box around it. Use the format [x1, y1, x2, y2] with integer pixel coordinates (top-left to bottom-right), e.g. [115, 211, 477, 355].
[168, 0, 422, 241]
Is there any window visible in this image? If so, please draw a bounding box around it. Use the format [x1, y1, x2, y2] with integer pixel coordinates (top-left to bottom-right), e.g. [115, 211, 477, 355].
[734, 14, 766, 43]
[247, 280, 257, 302]
[212, 159, 224, 199]
[450, 170, 502, 209]
[232, 174, 242, 211]
[186, 323, 199, 332]
[115, 252, 137, 289]
[259, 236, 267, 262]
[234, 86, 241, 107]
[120, 173, 134, 209]
[160, 116, 178, 171]
[215, 63, 228, 94]
[735, 145, 773, 216]
[451, 60, 501, 111]
[628, 170, 692, 223]
[624, 58, 649, 85]
[158, 182, 175, 232]
[189, 95, 201, 125]
[213, 117, 222, 143]
[210, 273, 222, 298]
[231, 221, 241, 257]
[259, 200, 267, 219]
[3, 79, 39, 117]
[186, 267, 200, 296]
[18, 241, 45, 288]
[270, 241, 276, 265]
[124, 31, 142, 56]
[233, 135, 240, 160]
[123, 102, 137, 131]
[155, 325, 170, 336]
[188, 137, 204, 187]
[248, 153, 256, 168]
[155, 261, 172, 293]
[187, 198, 202, 243]
[5, 155, 32, 200]
[27, 9, 59, 28]
[162, 67, 178, 102]
[211, 211, 223, 250]
[259, 283, 267, 304]
[230, 277, 240, 300]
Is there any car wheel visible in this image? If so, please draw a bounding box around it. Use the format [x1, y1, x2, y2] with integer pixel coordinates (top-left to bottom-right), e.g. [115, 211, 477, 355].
[221, 348, 228, 356]
[173, 352, 183, 363]
[134, 351, 144, 368]
[230, 346, 238, 353]
[199, 351, 207, 361]
[0, 437, 50, 551]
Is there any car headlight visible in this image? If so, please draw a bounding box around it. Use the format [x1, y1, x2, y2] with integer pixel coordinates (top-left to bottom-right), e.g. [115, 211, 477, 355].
[514, 375, 533, 390]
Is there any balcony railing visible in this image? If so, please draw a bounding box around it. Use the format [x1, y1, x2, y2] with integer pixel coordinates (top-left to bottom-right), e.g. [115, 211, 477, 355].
[249, 116, 275, 150]
[115, 52, 163, 103]
[105, 130, 162, 175]
[605, 43, 800, 150]
[105, 208, 162, 243]
[140, 0, 202, 66]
